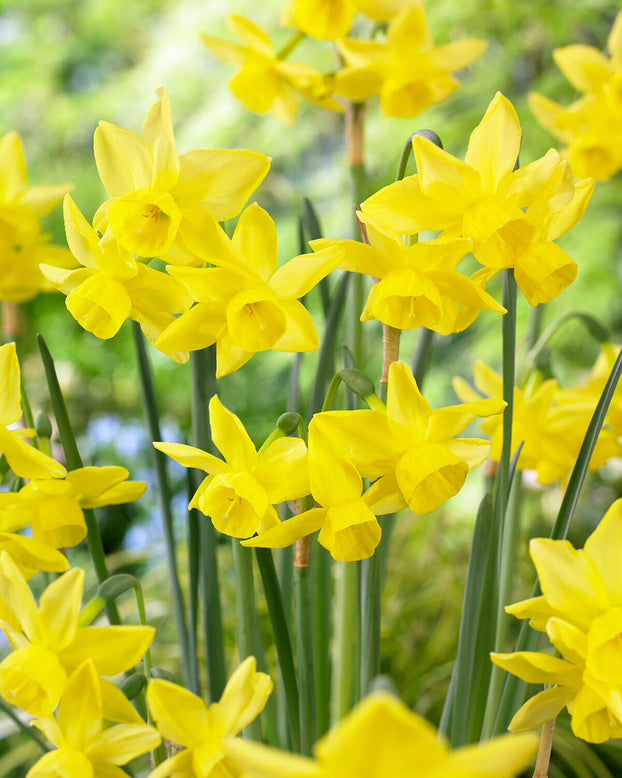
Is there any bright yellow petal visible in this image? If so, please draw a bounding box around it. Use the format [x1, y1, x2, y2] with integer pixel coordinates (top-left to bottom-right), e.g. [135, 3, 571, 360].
[223, 737, 322, 778]
[232, 203, 277, 282]
[86, 722, 161, 766]
[553, 44, 612, 93]
[59, 626, 155, 676]
[448, 732, 538, 775]
[271, 299, 319, 353]
[0, 427, 66, 479]
[63, 194, 100, 269]
[395, 443, 467, 514]
[147, 678, 209, 747]
[584, 498, 622, 604]
[241, 508, 326, 548]
[319, 501, 381, 561]
[508, 686, 574, 732]
[142, 87, 179, 192]
[153, 441, 230, 475]
[490, 650, 582, 686]
[57, 660, 102, 751]
[215, 656, 272, 736]
[66, 274, 132, 339]
[94, 122, 152, 197]
[38, 567, 83, 651]
[0, 645, 67, 717]
[0, 132, 27, 200]
[255, 437, 309, 504]
[270, 245, 342, 299]
[0, 342, 22, 426]
[209, 395, 257, 471]
[308, 421, 362, 506]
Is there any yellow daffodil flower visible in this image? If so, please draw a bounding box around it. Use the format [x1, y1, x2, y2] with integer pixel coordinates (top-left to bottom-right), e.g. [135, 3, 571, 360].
[40, 195, 193, 363]
[335, 4, 486, 116]
[242, 419, 382, 561]
[312, 213, 505, 332]
[146, 656, 272, 778]
[0, 465, 146, 552]
[202, 15, 342, 125]
[453, 360, 622, 485]
[362, 93, 592, 304]
[0, 131, 74, 302]
[0, 553, 154, 717]
[28, 660, 160, 778]
[155, 394, 309, 538]
[529, 11, 622, 180]
[492, 499, 622, 743]
[280, 0, 413, 40]
[93, 87, 270, 263]
[309, 361, 504, 516]
[224, 691, 538, 777]
[155, 203, 342, 376]
[0, 343, 66, 480]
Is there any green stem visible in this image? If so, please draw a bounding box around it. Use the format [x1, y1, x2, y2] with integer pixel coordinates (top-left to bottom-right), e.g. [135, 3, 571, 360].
[312, 542, 331, 739]
[254, 547, 301, 753]
[412, 328, 435, 389]
[37, 335, 120, 625]
[294, 538, 315, 754]
[191, 347, 227, 702]
[332, 560, 360, 724]
[187, 488, 201, 696]
[133, 324, 191, 687]
[277, 544, 294, 749]
[277, 30, 305, 59]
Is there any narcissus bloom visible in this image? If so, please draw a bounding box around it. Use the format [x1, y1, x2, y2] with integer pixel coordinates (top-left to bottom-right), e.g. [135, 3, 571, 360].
[225, 691, 538, 777]
[41, 195, 192, 363]
[242, 419, 382, 561]
[281, 0, 414, 40]
[155, 394, 309, 538]
[28, 660, 160, 778]
[529, 11, 622, 180]
[309, 361, 504, 516]
[93, 87, 270, 264]
[147, 656, 272, 778]
[492, 499, 622, 743]
[0, 553, 154, 717]
[0, 342, 66, 480]
[202, 15, 342, 125]
[453, 360, 622, 485]
[0, 465, 146, 552]
[312, 213, 504, 332]
[0, 131, 74, 302]
[362, 93, 592, 304]
[156, 203, 342, 376]
[335, 4, 486, 117]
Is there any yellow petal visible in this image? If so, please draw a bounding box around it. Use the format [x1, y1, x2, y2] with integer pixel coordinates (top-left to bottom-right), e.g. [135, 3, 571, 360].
[490, 650, 581, 686]
[154, 441, 229, 475]
[38, 567, 83, 651]
[94, 122, 152, 197]
[63, 194, 100, 269]
[57, 660, 102, 750]
[508, 686, 574, 732]
[271, 299, 319, 353]
[0, 644, 68, 717]
[66, 274, 131, 339]
[270, 245, 342, 300]
[215, 656, 272, 736]
[0, 426, 66, 480]
[232, 203, 277, 282]
[0, 342, 22, 426]
[319, 501, 381, 561]
[241, 508, 326, 549]
[448, 732, 538, 774]
[395, 443, 467, 514]
[142, 87, 179, 191]
[210, 395, 258, 471]
[147, 678, 209, 747]
[59, 626, 155, 676]
[553, 44, 612, 93]
[227, 288, 287, 352]
[255, 437, 309, 504]
[514, 241, 577, 306]
[0, 132, 27, 201]
[584, 498, 622, 603]
[198, 472, 268, 537]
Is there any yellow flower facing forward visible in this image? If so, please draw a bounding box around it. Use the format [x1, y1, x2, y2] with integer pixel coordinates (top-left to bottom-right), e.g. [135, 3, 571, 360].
[225, 691, 538, 777]
[453, 360, 622, 485]
[93, 87, 270, 263]
[202, 15, 342, 125]
[41, 195, 192, 362]
[306, 361, 504, 517]
[0, 465, 146, 553]
[335, 4, 486, 117]
[492, 499, 622, 743]
[0, 131, 74, 303]
[362, 93, 592, 304]
[147, 656, 272, 778]
[0, 552, 155, 718]
[243, 418, 382, 561]
[155, 203, 342, 376]
[155, 394, 309, 538]
[280, 0, 414, 40]
[0, 342, 66, 480]
[312, 213, 505, 333]
[529, 11, 622, 180]
[28, 660, 160, 778]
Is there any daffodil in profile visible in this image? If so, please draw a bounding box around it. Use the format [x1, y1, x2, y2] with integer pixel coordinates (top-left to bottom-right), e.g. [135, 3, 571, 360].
[0, 342, 66, 480]
[224, 691, 538, 777]
[335, 4, 486, 117]
[93, 87, 270, 264]
[155, 395, 309, 538]
[0, 553, 155, 717]
[362, 93, 592, 304]
[492, 499, 622, 743]
[147, 656, 272, 778]
[280, 0, 413, 40]
[202, 15, 342, 125]
[28, 660, 160, 778]
[155, 203, 342, 376]
[242, 418, 382, 561]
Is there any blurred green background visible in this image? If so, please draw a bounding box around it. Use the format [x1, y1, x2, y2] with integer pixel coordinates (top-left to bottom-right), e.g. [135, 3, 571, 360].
[2, 0, 622, 775]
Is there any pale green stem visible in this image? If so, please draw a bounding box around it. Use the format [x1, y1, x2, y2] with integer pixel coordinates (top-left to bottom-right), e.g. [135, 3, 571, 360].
[332, 560, 360, 724]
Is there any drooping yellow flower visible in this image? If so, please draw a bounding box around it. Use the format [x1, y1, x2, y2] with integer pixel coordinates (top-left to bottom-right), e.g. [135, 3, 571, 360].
[155, 394, 309, 538]
[280, 0, 413, 40]
[529, 11, 622, 180]
[312, 213, 505, 332]
[453, 360, 622, 485]
[492, 499, 622, 743]
[308, 361, 504, 517]
[362, 93, 592, 305]
[224, 691, 538, 777]
[242, 417, 382, 561]
[335, 4, 486, 117]
[155, 203, 342, 376]
[0, 553, 154, 717]
[28, 660, 160, 778]
[202, 15, 342, 125]
[40, 195, 192, 363]
[0, 131, 74, 302]
[147, 656, 272, 778]
[0, 343, 66, 480]
[93, 87, 270, 264]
